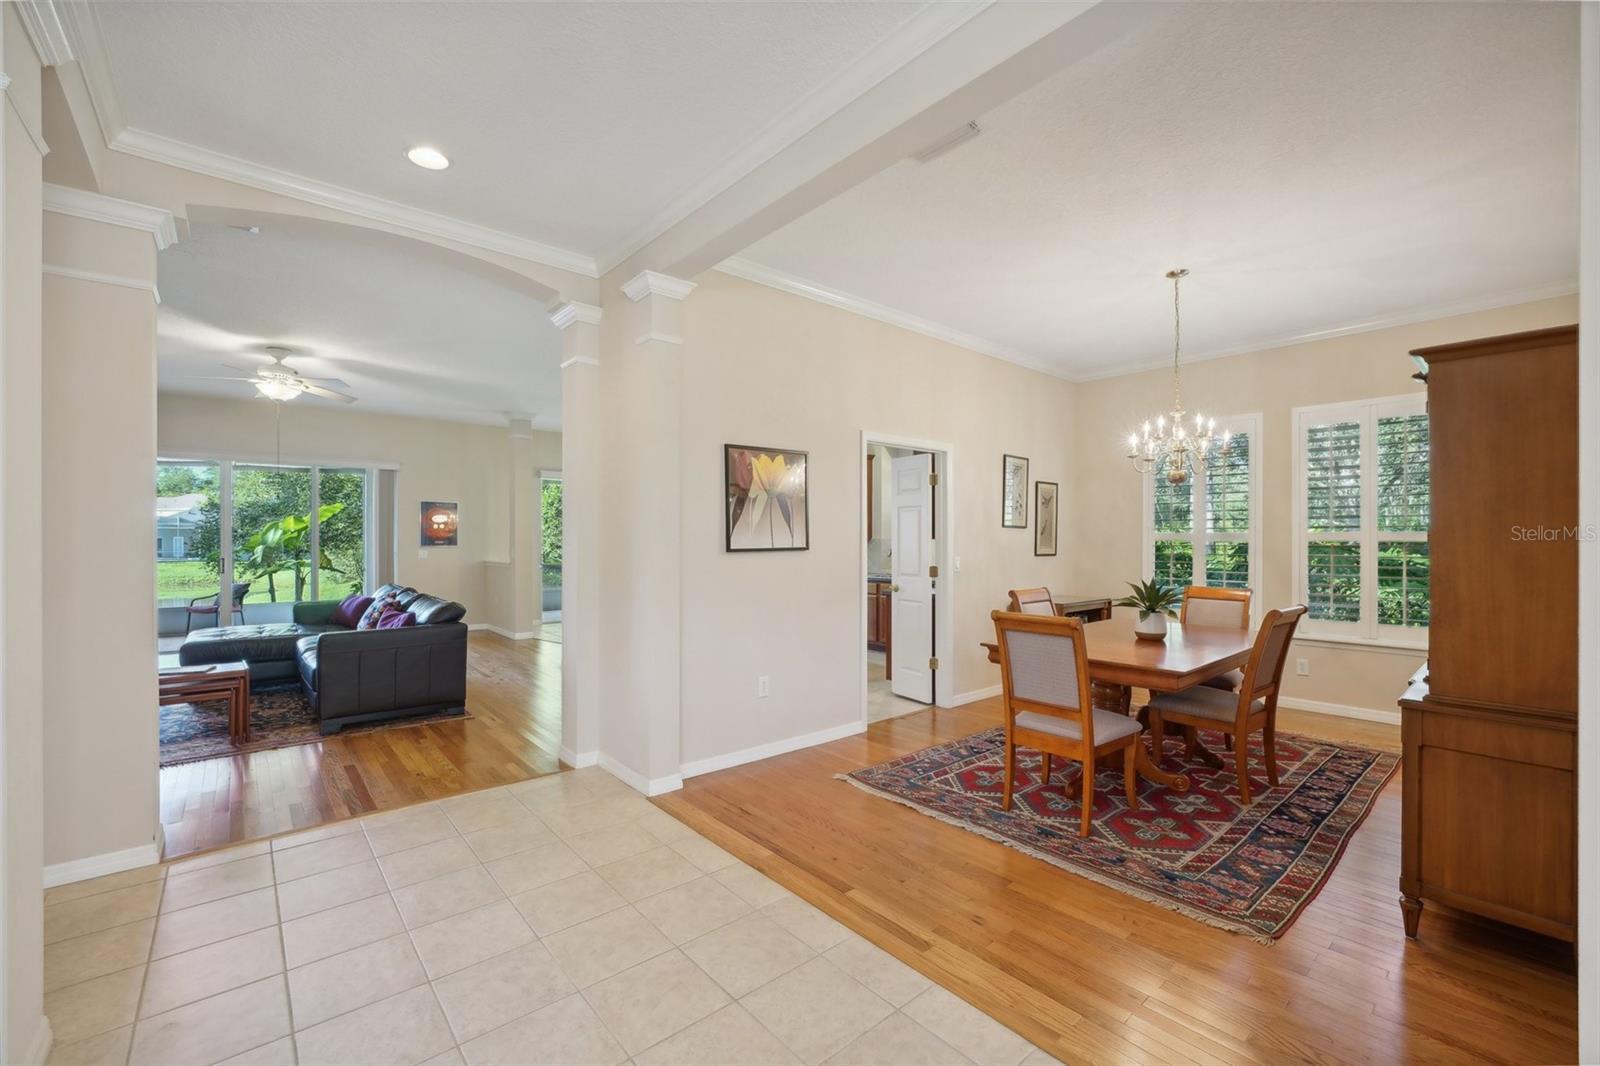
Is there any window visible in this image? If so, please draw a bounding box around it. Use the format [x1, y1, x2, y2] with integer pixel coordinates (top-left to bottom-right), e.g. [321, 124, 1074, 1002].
[1293, 394, 1429, 644]
[1143, 414, 1261, 616]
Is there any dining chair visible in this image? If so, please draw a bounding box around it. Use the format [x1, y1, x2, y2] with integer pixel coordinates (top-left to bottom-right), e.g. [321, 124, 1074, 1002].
[1146, 605, 1307, 804]
[1007, 587, 1057, 616]
[1180, 586, 1252, 692]
[991, 610, 1142, 836]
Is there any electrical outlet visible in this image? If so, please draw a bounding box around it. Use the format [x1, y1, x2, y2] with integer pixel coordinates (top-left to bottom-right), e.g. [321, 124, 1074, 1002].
[418, 548, 429, 559]
[1295, 658, 1310, 677]
[757, 675, 770, 698]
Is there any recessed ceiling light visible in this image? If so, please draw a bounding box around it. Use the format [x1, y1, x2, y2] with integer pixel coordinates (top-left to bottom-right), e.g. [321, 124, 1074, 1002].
[407, 146, 450, 171]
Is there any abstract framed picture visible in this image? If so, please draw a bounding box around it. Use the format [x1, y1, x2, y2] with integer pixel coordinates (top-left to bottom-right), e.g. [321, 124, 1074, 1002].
[1034, 481, 1058, 556]
[1002, 454, 1029, 528]
[420, 501, 459, 547]
[725, 444, 809, 551]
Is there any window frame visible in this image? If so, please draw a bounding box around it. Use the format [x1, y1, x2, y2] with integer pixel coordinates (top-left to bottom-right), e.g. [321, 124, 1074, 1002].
[1291, 393, 1429, 648]
[1141, 412, 1263, 629]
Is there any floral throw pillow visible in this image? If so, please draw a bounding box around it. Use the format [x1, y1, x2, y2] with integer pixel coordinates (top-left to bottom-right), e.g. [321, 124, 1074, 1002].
[356, 594, 398, 630]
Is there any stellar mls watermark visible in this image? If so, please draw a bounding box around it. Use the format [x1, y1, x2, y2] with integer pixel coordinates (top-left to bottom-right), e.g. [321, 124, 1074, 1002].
[1510, 524, 1599, 542]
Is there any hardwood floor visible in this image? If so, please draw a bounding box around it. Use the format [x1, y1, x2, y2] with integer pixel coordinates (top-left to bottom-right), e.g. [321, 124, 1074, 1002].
[658, 698, 1578, 1066]
[158, 630, 562, 859]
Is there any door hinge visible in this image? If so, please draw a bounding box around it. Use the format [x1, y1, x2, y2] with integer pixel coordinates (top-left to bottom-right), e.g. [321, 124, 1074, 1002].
[928, 657, 940, 671]
[928, 564, 939, 578]
[928, 471, 939, 487]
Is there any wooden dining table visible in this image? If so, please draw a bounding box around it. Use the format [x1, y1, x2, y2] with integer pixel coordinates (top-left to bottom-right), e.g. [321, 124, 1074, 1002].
[981, 612, 1256, 792]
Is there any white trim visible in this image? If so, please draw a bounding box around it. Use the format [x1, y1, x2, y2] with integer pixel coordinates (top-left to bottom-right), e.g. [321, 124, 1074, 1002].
[621, 270, 696, 302]
[23, 1018, 53, 1066]
[633, 332, 684, 347]
[559, 355, 600, 370]
[949, 684, 1002, 707]
[56, 0, 124, 147]
[14, 0, 74, 66]
[1277, 697, 1402, 728]
[43, 183, 178, 249]
[108, 126, 598, 276]
[42, 264, 160, 303]
[559, 747, 598, 769]
[680, 720, 866, 779]
[470, 623, 538, 641]
[549, 301, 602, 329]
[593, 0, 992, 273]
[597, 754, 682, 797]
[1293, 634, 1427, 656]
[43, 841, 163, 889]
[719, 257, 1060, 379]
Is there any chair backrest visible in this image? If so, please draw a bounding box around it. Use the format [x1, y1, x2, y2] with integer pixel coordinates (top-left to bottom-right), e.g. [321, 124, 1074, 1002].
[1241, 605, 1308, 704]
[230, 583, 250, 606]
[1181, 586, 1251, 628]
[991, 610, 1094, 747]
[1007, 587, 1056, 617]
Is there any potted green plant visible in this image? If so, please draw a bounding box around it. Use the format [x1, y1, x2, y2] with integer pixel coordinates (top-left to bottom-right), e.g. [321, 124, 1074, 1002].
[1116, 578, 1182, 641]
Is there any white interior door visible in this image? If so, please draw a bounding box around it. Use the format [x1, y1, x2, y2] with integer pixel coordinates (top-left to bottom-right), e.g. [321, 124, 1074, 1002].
[890, 453, 935, 703]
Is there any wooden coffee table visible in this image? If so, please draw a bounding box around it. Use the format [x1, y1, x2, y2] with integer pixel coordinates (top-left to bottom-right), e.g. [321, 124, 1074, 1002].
[160, 662, 252, 743]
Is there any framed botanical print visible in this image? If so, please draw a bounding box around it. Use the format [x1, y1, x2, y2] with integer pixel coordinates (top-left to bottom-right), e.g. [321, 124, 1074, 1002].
[1034, 481, 1058, 556]
[725, 444, 809, 551]
[1002, 454, 1029, 528]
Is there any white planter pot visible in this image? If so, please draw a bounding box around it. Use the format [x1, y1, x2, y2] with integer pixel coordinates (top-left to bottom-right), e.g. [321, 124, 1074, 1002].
[1134, 611, 1169, 642]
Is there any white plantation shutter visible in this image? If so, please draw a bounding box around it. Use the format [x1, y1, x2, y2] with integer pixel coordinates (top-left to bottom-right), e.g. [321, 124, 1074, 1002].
[1204, 432, 1250, 589]
[1142, 414, 1260, 613]
[1294, 396, 1429, 642]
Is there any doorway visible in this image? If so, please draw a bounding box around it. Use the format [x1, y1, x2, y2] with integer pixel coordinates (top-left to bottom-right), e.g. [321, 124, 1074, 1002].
[862, 432, 954, 724]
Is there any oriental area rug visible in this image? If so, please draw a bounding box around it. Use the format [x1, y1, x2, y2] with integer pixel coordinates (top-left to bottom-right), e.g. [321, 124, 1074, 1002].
[841, 726, 1398, 941]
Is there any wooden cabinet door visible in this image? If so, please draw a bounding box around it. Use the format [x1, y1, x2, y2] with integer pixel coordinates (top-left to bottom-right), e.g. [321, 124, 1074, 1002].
[867, 585, 880, 644]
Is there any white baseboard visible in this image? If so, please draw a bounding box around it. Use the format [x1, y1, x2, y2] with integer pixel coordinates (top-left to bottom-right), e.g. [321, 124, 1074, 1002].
[23, 1015, 52, 1066]
[44, 841, 163, 889]
[1278, 697, 1401, 726]
[948, 684, 1001, 707]
[559, 747, 599, 769]
[681, 719, 866, 779]
[468, 623, 538, 640]
[597, 753, 682, 796]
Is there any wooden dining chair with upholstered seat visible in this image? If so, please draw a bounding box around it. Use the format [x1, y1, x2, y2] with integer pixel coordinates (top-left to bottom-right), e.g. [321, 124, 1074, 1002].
[1007, 587, 1057, 616]
[1180, 586, 1252, 691]
[992, 610, 1143, 837]
[1146, 604, 1306, 804]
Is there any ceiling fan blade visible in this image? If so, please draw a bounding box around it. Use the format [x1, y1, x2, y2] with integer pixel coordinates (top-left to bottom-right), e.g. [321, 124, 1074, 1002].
[175, 375, 260, 383]
[301, 383, 357, 404]
[222, 362, 266, 374]
[293, 376, 350, 389]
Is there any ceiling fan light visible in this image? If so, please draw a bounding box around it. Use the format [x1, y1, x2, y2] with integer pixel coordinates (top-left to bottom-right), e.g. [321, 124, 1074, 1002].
[255, 379, 301, 402]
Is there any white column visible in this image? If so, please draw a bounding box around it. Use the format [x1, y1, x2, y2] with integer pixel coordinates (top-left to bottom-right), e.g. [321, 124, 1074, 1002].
[553, 301, 602, 766]
[507, 415, 538, 636]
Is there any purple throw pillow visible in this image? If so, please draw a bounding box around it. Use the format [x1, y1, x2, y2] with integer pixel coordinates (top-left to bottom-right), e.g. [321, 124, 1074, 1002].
[356, 595, 397, 630]
[331, 593, 373, 628]
[376, 609, 416, 629]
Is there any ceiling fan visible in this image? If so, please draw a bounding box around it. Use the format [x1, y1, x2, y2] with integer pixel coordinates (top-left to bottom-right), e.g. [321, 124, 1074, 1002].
[185, 347, 356, 404]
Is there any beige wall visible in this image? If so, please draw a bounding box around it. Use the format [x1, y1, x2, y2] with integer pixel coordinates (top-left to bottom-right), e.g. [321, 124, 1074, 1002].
[42, 213, 161, 872]
[1070, 293, 1580, 714]
[673, 272, 1078, 767]
[1, 9, 48, 1060]
[156, 394, 560, 631]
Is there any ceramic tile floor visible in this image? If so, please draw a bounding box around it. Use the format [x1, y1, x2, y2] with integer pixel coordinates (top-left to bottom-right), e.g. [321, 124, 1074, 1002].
[42, 767, 1060, 1066]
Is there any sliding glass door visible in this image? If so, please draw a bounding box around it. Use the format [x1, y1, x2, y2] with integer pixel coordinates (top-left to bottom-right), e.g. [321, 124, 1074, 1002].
[232, 464, 314, 614]
[317, 468, 368, 601]
[156, 461, 222, 632]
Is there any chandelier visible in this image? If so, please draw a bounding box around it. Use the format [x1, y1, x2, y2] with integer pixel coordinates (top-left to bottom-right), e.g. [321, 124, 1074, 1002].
[1125, 268, 1229, 485]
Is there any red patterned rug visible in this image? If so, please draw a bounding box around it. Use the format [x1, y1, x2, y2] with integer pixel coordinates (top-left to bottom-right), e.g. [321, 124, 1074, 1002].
[841, 726, 1398, 941]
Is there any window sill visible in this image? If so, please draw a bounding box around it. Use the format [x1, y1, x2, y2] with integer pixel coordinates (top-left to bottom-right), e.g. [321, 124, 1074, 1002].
[1295, 633, 1428, 655]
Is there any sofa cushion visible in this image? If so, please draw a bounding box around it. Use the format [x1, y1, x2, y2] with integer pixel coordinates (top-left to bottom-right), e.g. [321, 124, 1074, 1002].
[408, 594, 466, 626]
[179, 623, 338, 666]
[331, 593, 373, 628]
[393, 588, 423, 610]
[371, 583, 408, 601]
[297, 640, 319, 690]
[357, 595, 398, 630]
[377, 609, 417, 629]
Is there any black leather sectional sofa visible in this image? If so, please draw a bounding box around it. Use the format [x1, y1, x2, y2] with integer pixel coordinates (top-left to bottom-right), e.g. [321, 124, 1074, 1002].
[177, 583, 468, 734]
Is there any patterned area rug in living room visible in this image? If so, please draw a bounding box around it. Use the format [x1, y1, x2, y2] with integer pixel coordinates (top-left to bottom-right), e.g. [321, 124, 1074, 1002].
[160, 686, 469, 767]
[841, 726, 1398, 941]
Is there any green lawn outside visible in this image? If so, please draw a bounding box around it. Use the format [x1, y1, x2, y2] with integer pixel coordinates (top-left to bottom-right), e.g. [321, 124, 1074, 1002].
[157, 559, 359, 607]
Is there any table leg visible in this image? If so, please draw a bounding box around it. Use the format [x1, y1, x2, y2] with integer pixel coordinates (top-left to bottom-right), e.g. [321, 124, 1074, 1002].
[1135, 741, 1189, 791]
[1187, 731, 1225, 770]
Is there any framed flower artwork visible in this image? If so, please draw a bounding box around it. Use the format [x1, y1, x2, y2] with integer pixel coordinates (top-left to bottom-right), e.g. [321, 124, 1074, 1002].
[725, 444, 809, 551]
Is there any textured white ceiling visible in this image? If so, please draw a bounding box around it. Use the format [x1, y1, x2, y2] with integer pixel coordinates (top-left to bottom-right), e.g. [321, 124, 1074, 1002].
[737, 2, 1580, 380]
[156, 219, 564, 427]
[91, 1, 931, 264]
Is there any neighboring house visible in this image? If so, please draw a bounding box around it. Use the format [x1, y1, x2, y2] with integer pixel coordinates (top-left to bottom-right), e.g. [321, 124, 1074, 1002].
[155, 493, 206, 560]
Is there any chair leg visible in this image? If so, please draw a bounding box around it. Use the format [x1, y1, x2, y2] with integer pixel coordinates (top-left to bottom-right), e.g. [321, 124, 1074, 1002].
[1235, 736, 1253, 804]
[1002, 742, 1016, 811]
[1263, 723, 1279, 787]
[1148, 711, 1165, 767]
[1223, 734, 1234, 751]
[1041, 753, 1051, 786]
[1123, 745, 1138, 810]
[1184, 726, 1200, 761]
[185, 613, 193, 634]
[1079, 758, 1094, 837]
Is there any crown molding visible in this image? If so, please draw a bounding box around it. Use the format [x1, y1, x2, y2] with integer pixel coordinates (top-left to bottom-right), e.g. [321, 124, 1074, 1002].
[43, 183, 178, 249]
[621, 270, 696, 302]
[109, 127, 599, 277]
[560, 355, 600, 370]
[43, 264, 160, 303]
[715, 256, 1066, 379]
[14, 1, 74, 67]
[592, 1, 992, 274]
[56, 0, 124, 147]
[549, 301, 603, 329]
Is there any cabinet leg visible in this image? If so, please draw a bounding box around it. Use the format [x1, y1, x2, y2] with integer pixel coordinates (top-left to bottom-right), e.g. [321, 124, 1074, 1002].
[1400, 895, 1423, 938]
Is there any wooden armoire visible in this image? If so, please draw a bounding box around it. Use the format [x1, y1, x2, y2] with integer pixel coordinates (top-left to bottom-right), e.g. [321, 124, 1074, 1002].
[1398, 324, 1578, 941]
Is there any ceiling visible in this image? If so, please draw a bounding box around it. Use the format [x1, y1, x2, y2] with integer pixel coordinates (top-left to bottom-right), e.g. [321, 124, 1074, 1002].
[156, 218, 564, 427]
[89, 1, 943, 271]
[734, 2, 1580, 380]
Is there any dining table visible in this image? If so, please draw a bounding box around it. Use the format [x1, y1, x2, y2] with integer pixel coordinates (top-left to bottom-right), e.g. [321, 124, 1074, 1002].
[981, 612, 1256, 792]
